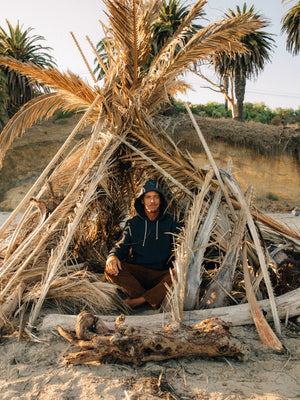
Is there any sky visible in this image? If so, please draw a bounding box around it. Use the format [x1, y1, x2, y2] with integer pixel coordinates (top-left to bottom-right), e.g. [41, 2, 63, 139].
[1, 0, 299, 110]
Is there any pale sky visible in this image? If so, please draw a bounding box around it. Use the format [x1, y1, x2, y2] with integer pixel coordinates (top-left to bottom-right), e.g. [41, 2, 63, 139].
[1, 0, 299, 110]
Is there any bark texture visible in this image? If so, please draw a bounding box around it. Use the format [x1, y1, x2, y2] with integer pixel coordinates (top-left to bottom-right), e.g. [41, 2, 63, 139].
[57, 312, 250, 365]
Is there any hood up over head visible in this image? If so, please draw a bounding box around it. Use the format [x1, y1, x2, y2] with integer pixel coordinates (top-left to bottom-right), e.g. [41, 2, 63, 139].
[134, 179, 168, 219]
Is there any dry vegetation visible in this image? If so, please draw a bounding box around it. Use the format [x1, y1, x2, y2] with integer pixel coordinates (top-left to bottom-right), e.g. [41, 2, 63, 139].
[0, 0, 299, 365]
[164, 114, 300, 161]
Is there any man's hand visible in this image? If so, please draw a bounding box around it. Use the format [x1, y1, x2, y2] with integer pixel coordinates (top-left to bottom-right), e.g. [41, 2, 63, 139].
[105, 255, 122, 276]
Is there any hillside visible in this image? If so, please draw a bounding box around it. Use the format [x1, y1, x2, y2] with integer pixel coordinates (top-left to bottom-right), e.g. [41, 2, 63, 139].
[0, 114, 299, 211]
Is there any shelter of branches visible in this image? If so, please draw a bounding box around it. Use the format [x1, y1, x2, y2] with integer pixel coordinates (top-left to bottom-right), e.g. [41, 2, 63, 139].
[0, 0, 299, 349]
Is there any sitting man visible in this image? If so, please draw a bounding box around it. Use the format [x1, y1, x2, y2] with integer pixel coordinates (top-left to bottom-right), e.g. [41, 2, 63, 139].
[105, 179, 181, 309]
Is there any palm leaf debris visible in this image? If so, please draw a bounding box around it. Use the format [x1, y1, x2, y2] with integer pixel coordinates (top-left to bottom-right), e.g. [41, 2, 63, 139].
[0, 0, 299, 348]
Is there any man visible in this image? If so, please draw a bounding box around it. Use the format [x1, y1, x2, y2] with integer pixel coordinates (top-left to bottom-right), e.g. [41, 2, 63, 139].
[105, 179, 181, 309]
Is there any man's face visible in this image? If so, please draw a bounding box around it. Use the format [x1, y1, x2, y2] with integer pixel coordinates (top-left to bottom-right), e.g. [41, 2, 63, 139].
[141, 191, 161, 215]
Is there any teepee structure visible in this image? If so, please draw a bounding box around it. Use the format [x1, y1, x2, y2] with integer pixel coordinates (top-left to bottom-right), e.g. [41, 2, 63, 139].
[0, 0, 299, 346]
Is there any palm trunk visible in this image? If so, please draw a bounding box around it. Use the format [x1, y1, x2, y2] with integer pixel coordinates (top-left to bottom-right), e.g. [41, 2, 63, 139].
[223, 75, 229, 111]
[234, 72, 246, 121]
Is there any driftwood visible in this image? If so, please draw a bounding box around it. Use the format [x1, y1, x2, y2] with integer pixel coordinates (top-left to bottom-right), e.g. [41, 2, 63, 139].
[57, 312, 250, 365]
[41, 287, 300, 332]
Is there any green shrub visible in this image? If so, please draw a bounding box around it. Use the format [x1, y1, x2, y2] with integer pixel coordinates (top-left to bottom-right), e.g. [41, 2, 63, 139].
[172, 99, 299, 125]
[54, 109, 74, 120]
[267, 192, 279, 201]
[212, 110, 222, 119]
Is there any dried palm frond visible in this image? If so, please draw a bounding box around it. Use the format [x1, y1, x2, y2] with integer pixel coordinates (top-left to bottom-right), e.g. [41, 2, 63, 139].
[144, 13, 266, 111]
[166, 169, 213, 322]
[24, 270, 128, 314]
[0, 57, 97, 105]
[0, 0, 299, 337]
[0, 93, 66, 165]
[28, 133, 118, 325]
[103, 0, 161, 86]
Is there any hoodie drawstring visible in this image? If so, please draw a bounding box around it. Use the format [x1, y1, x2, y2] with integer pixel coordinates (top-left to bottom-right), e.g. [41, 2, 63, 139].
[142, 220, 147, 247]
[142, 220, 159, 246]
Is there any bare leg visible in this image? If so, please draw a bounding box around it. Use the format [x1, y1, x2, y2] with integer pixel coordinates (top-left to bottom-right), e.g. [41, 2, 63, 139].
[124, 296, 146, 309]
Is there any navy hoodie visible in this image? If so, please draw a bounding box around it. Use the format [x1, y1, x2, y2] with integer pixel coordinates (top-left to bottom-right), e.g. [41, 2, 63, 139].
[108, 180, 181, 270]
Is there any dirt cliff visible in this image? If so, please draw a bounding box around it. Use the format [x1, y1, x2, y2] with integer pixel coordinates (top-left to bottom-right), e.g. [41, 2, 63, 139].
[0, 114, 299, 211]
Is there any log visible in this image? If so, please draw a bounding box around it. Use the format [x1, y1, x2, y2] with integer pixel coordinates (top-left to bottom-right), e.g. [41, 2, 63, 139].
[40, 287, 300, 332]
[57, 313, 250, 365]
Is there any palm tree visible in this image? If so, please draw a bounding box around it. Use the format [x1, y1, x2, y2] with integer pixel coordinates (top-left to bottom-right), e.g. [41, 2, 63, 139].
[213, 3, 275, 121]
[281, 0, 300, 55]
[93, 35, 111, 80]
[151, 0, 203, 55]
[0, 20, 56, 118]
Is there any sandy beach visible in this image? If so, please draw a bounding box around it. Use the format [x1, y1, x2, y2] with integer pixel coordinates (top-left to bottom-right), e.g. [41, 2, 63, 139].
[0, 323, 299, 400]
[1, 211, 300, 400]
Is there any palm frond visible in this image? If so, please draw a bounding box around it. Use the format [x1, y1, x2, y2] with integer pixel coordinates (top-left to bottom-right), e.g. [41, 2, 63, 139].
[1, 0, 298, 336]
[144, 13, 266, 109]
[0, 93, 67, 166]
[150, 0, 207, 68]
[103, 0, 161, 85]
[167, 170, 213, 321]
[0, 56, 97, 106]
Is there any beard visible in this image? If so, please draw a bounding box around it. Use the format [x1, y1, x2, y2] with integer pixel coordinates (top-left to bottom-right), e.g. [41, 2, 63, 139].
[145, 205, 160, 214]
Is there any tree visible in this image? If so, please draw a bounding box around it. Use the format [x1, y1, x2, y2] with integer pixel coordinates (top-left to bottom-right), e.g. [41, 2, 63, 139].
[151, 0, 203, 55]
[0, 70, 8, 129]
[212, 3, 275, 121]
[281, 0, 300, 55]
[0, 20, 56, 118]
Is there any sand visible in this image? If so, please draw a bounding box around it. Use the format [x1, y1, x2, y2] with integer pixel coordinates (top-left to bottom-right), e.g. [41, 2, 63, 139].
[1, 318, 299, 399]
[1, 212, 300, 400]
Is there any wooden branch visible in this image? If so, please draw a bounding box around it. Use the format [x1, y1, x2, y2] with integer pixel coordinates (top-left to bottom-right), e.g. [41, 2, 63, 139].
[57, 313, 250, 365]
[184, 103, 237, 219]
[242, 241, 284, 353]
[189, 67, 235, 110]
[75, 310, 111, 339]
[41, 287, 300, 333]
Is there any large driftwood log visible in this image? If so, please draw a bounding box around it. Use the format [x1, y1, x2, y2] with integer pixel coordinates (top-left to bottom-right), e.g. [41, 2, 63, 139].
[41, 287, 300, 332]
[57, 312, 250, 365]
